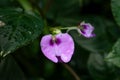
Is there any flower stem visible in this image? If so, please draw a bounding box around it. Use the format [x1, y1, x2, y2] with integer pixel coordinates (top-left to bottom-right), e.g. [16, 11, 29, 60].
[17, 0, 32, 12]
[62, 63, 80, 80]
[60, 27, 78, 33]
[60, 27, 77, 30]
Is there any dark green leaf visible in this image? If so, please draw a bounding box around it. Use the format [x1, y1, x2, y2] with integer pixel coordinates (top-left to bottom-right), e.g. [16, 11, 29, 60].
[106, 38, 120, 67]
[111, 0, 120, 26]
[88, 53, 116, 80]
[0, 8, 44, 57]
[0, 55, 26, 80]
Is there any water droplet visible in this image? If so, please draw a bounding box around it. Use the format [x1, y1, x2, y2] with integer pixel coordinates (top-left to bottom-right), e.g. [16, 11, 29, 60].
[0, 21, 5, 27]
[35, 25, 38, 28]
[3, 51, 11, 57]
[0, 51, 4, 57]
[28, 31, 32, 35]
[0, 15, 3, 18]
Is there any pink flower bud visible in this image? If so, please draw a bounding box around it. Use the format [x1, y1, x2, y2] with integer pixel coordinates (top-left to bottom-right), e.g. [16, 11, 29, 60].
[78, 22, 95, 38]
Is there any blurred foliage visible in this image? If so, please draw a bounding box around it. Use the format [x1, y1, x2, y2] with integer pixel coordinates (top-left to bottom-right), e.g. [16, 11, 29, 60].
[0, 55, 26, 80]
[106, 39, 120, 67]
[0, 0, 120, 80]
[88, 53, 115, 80]
[111, 0, 120, 26]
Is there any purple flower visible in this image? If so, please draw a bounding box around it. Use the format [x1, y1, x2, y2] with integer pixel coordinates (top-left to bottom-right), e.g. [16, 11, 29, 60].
[78, 22, 95, 38]
[40, 33, 74, 63]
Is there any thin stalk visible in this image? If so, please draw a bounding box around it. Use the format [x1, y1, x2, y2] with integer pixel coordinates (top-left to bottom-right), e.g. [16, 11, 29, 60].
[60, 27, 77, 30]
[17, 0, 33, 11]
[60, 27, 78, 33]
[62, 63, 80, 80]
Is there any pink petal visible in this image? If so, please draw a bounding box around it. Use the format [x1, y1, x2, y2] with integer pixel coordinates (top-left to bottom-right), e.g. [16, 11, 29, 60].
[56, 33, 74, 63]
[40, 34, 58, 63]
[79, 22, 95, 38]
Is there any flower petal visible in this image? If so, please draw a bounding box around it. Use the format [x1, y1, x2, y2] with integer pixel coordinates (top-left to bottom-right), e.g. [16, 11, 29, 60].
[40, 34, 58, 63]
[56, 33, 74, 63]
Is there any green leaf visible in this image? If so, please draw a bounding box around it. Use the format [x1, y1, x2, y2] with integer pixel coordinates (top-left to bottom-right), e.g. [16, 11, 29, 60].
[111, 0, 120, 26]
[0, 55, 26, 80]
[106, 39, 120, 67]
[88, 53, 116, 80]
[0, 8, 44, 57]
